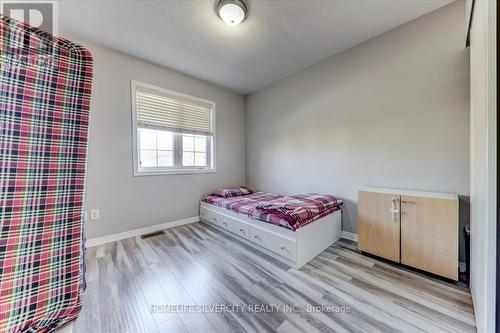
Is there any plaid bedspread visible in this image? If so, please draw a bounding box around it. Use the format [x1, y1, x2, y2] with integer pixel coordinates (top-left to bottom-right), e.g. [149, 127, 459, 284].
[203, 192, 342, 231]
[0, 16, 93, 332]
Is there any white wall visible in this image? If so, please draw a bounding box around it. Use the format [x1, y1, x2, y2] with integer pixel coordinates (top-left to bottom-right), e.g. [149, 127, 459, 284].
[469, 0, 497, 331]
[67, 42, 246, 239]
[246, 1, 469, 257]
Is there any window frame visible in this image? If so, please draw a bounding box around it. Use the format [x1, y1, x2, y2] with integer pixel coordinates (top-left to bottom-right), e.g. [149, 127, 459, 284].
[131, 80, 216, 176]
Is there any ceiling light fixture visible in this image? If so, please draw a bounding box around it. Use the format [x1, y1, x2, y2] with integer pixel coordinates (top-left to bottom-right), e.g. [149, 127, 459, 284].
[217, 0, 247, 26]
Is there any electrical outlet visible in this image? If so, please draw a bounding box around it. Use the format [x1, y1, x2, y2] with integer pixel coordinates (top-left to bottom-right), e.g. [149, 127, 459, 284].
[90, 209, 100, 220]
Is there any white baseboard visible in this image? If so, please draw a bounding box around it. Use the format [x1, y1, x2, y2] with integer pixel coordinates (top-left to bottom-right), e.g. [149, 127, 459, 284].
[85, 216, 200, 247]
[341, 230, 358, 242]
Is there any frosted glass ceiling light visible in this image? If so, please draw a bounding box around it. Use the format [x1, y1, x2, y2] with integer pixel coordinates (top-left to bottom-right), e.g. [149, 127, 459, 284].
[217, 0, 247, 26]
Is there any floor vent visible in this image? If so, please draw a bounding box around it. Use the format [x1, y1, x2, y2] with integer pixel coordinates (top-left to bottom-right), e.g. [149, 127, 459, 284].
[140, 230, 165, 239]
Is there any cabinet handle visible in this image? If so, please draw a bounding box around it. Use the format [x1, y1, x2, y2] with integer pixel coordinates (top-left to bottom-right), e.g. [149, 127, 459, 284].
[390, 197, 400, 221]
[280, 245, 286, 251]
[239, 228, 245, 233]
[222, 221, 227, 226]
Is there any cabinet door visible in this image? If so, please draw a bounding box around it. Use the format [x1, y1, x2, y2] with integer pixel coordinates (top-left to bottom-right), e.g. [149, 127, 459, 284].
[400, 195, 458, 280]
[358, 191, 400, 262]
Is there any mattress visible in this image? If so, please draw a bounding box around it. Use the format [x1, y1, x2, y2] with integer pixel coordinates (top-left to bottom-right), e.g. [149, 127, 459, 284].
[0, 15, 93, 333]
[202, 192, 342, 231]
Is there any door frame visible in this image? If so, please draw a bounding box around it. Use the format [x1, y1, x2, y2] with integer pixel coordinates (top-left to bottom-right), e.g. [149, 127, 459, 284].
[468, 0, 497, 331]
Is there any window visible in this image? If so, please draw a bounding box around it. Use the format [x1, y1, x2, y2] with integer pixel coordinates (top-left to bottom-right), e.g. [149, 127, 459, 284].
[132, 81, 215, 175]
[138, 128, 174, 167]
[182, 134, 208, 167]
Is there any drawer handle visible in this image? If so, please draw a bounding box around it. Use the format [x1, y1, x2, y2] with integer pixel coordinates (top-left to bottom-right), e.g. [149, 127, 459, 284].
[239, 228, 245, 234]
[222, 221, 227, 226]
[254, 235, 260, 239]
[280, 245, 286, 251]
[212, 217, 216, 221]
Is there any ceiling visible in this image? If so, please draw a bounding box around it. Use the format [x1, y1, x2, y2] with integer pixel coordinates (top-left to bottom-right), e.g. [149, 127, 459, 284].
[59, 0, 453, 94]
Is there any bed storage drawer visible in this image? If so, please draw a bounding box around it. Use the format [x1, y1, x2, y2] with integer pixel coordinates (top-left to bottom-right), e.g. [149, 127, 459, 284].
[200, 206, 208, 220]
[248, 225, 297, 260]
[220, 217, 249, 239]
[200, 207, 220, 226]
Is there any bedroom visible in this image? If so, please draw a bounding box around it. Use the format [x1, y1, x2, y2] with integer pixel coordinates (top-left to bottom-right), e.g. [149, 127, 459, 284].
[0, 0, 496, 332]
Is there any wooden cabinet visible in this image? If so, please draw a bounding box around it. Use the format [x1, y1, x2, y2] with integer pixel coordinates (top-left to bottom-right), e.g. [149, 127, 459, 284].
[358, 191, 400, 262]
[400, 195, 458, 280]
[358, 188, 459, 280]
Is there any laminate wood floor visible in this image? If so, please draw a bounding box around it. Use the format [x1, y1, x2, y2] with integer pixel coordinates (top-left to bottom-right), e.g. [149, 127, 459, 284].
[59, 222, 476, 333]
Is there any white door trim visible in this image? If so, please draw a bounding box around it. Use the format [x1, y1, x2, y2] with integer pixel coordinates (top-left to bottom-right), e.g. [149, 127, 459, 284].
[469, 0, 497, 331]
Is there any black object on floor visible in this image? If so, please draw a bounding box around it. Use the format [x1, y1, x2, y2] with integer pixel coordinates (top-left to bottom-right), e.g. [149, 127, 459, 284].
[140, 230, 166, 239]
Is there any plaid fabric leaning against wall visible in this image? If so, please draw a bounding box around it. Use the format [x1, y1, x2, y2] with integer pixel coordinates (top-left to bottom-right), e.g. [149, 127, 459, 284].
[0, 15, 93, 332]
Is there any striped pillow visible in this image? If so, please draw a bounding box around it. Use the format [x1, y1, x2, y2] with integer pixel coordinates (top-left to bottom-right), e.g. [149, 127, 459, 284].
[212, 186, 254, 198]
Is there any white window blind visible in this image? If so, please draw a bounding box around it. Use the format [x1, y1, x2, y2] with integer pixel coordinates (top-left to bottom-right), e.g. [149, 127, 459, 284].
[135, 85, 214, 135]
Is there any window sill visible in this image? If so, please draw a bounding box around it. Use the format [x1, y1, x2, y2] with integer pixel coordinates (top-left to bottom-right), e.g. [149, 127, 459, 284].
[133, 168, 216, 176]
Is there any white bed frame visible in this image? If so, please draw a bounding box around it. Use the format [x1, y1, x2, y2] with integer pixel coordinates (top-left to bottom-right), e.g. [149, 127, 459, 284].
[200, 202, 342, 268]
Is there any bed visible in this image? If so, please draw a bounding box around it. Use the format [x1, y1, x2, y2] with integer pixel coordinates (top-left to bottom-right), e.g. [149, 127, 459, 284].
[200, 188, 342, 268]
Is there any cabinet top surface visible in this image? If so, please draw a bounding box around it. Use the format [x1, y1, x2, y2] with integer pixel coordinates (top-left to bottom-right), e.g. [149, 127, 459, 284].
[360, 187, 459, 200]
